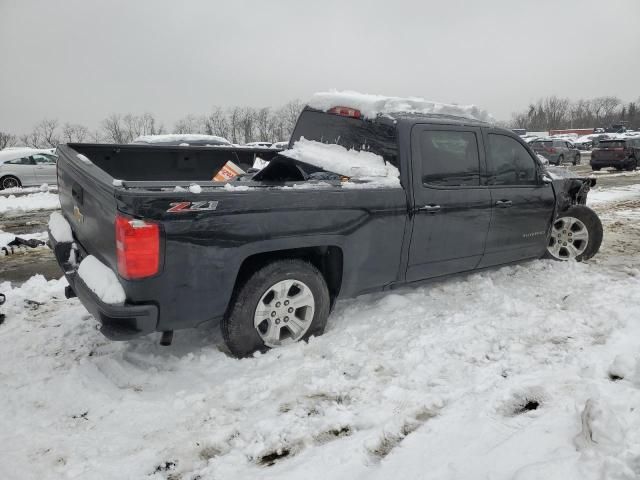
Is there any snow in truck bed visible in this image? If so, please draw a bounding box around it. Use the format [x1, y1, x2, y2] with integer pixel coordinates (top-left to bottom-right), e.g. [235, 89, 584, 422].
[280, 138, 401, 188]
[308, 90, 493, 122]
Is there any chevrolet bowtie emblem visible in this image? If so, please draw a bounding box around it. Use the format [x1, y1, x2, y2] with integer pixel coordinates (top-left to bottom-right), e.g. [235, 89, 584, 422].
[73, 205, 84, 224]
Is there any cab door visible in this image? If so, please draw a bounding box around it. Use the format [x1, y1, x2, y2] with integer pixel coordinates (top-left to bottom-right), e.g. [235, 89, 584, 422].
[478, 130, 555, 268]
[31, 154, 57, 184]
[406, 125, 492, 282]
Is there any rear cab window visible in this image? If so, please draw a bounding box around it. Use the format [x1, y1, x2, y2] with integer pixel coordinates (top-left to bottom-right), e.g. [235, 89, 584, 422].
[290, 108, 399, 169]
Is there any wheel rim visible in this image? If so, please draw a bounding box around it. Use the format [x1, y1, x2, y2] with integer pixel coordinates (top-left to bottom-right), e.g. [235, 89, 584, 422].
[547, 216, 589, 260]
[253, 279, 315, 348]
[2, 177, 18, 189]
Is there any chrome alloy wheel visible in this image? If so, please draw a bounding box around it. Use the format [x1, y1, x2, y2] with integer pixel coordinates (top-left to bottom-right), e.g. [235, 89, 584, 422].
[253, 279, 315, 347]
[547, 216, 589, 260]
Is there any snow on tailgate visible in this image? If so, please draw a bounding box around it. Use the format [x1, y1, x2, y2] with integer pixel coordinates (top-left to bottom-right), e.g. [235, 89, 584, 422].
[308, 90, 493, 122]
[48, 211, 73, 243]
[281, 138, 401, 187]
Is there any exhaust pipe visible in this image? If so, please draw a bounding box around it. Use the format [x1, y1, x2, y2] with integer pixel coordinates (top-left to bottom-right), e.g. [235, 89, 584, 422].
[160, 330, 173, 346]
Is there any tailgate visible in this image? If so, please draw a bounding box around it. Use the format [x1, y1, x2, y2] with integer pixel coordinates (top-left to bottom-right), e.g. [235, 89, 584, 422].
[56, 145, 119, 270]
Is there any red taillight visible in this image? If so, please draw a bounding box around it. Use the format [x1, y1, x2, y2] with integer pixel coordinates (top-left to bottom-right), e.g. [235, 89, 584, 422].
[327, 106, 362, 119]
[115, 214, 159, 279]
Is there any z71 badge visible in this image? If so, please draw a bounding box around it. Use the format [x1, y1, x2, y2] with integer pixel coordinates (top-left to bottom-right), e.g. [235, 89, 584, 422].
[167, 201, 219, 213]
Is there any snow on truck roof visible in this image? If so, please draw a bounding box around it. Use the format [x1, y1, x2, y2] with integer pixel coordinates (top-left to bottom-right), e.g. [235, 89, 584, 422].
[308, 90, 493, 123]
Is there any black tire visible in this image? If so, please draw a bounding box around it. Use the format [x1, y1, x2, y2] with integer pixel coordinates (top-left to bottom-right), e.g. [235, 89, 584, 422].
[222, 259, 330, 357]
[626, 158, 637, 171]
[592, 166, 601, 171]
[543, 205, 603, 262]
[557, 155, 564, 166]
[0, 175, 21, 190]
[573, 154, 580, 165]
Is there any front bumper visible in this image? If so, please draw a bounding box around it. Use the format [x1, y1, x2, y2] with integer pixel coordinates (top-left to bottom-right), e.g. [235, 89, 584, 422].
[49, 231, 158, 340]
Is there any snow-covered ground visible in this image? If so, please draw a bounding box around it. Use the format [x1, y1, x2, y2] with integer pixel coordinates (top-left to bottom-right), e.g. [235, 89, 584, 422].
[1, 185, 639, 480]
[0, 191, 60, 214]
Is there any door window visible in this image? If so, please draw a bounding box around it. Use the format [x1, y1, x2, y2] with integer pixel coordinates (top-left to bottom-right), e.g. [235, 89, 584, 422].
[32, 154, 57, 164]
[5, 156, 34, 165]
[420, 130, 480, 187]
[488, 134, 538, 186]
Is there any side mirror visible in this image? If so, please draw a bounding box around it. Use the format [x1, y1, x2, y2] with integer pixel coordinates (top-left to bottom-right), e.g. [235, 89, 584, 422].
[541, 173, 553, 184]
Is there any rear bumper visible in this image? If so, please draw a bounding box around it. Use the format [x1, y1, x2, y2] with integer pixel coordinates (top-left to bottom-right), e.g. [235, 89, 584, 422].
[49, 231, 158, 340]
[590, 158, 633, 168]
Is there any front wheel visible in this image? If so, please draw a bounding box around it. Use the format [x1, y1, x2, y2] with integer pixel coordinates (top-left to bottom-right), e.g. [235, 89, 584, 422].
[556, 155, 564, 166]
[573, 154, 580, 165]
[626, 158, 637, 171]
[222, 259, 330, 357]
[544, 205, 603, 261]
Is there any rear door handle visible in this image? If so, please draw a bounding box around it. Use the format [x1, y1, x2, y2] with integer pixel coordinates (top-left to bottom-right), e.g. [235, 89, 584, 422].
[418, 204, 441, 213]
[495, 200, 513, 208]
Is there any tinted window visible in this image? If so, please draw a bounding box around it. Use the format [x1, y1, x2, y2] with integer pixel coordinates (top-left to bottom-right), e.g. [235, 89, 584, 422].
[599, 141, 625, 148]
[420, 130, 480, 187]
[488, 134, 538, 186]
[5, 156, 34, 165]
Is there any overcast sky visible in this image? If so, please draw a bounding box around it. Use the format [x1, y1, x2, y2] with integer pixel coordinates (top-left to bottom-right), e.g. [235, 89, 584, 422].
[1, 0, 639, 133]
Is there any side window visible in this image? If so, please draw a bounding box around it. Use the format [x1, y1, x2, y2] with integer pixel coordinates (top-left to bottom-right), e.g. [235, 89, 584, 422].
[488, 134, 538, 186]
[420, 130, 480, 187]
[32, 154, 56, 165]
[5, 156, 34, 165]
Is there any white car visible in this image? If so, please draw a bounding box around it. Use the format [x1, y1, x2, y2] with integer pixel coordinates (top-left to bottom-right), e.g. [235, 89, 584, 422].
[0, 147, 58, 189]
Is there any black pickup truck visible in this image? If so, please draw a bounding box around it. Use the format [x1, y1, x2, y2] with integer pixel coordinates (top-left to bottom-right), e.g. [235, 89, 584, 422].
[49, 103, 602, 357]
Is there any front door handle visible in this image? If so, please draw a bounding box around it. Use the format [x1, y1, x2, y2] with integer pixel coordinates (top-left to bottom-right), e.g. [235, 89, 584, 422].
[495, 200, 513, 208]
[418, 204, 441, 213]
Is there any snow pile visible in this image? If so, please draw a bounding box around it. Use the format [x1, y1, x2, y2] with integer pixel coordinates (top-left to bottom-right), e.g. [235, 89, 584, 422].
[281, 138, 400, 187]
[133, 134, 231, 145]
[0, 191, 60, 213]
[48, 211, 73, 243]
[188, 183, 202, 194]
[76, 255, 125, 304]
[308, 90, 493, 122]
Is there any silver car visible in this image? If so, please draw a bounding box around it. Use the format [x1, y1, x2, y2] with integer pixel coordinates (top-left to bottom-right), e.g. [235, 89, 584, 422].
[0, 148, 58, 189]
[530, 139, 581, 166]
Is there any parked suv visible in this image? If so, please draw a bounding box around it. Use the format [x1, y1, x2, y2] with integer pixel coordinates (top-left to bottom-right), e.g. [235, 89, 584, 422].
[530, 139, 581, 165]
[591, 138, 640, 171]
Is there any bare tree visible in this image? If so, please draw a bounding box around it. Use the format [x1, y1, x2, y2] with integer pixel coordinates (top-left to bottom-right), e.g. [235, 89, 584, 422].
[238, 107, 256, 144]
[203, 107, 230, 139]
[254, 107, 271, 142]
[20, 130, 41, 148]
[0, 131, 17, 149]
[228, 107, 242, 144]
[62, 123, 89, 143]
[36, 119, 60, 147]
[102, 114, 127, 143]
[279, 100, 304, 138]
[173, 114, 203, 134]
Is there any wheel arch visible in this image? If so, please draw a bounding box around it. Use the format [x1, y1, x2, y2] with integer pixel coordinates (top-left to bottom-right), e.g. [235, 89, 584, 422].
[232, 245, 344, 307]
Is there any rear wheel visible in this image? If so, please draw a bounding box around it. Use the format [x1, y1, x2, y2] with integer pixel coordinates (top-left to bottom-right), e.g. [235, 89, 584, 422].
[222, 259, 330, 357]
[573, 153, 580, 165]
[626, 157, 637, 171]
[592, 166, 601, 171]
[0, 175, 21, 190]
[557, 155, 564, 166]
[544, 206, 602, 261]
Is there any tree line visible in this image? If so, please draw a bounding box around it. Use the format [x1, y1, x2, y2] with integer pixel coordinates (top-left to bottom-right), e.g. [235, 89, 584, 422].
[510, 95, 640, 131]
[3, 95, 640, 150]
[0, 100, 305, 149]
